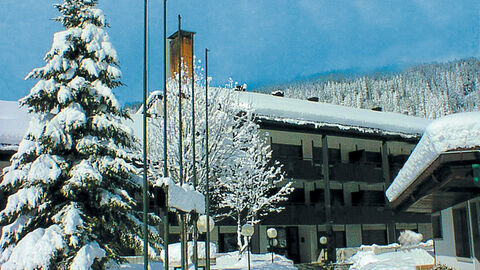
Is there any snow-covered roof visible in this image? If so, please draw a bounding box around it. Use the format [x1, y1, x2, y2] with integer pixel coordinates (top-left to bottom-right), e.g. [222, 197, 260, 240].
[231, 91, 431, 139]
[386, 112, 480, 202]
[0, 100, 30, 150]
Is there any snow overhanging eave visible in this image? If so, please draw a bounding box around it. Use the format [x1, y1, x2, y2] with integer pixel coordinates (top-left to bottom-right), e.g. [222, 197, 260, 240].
[388, 148, 480, 213]
[256, 115, 423, 143]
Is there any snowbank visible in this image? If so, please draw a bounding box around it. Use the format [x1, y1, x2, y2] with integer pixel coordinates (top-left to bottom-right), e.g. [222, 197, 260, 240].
[119, 251, 296, 270]
[386, 112, 480, 201]
[349, 241, 434, 270]
[155, 177, 205, 214]
[0, 100, 30, 148]
[214, 251, 296, 270]
[160, 241, 217, 265]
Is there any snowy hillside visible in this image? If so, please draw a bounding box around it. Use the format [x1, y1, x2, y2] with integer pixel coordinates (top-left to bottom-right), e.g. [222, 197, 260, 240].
[257, 58, 480, 119]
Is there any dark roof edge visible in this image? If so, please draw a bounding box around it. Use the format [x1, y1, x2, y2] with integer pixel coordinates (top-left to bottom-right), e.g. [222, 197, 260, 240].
[256, 118, 422, 143]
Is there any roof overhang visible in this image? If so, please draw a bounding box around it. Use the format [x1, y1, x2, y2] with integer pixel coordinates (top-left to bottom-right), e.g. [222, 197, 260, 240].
[257, 118, 421, 143]
[390, 149, 480, 213]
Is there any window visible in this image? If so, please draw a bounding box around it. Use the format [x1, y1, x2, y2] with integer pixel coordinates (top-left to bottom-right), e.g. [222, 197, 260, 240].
[331, 189, 344, 206]
[334, 231, 347, 248]
[329, 148, 342, 164]
[352, 190, 385, 206]
[349, 150, 364, 163]
[365, 151, 382, 164]
[362, 229, 387, 245]
[219, 233, 237, 253]
[312, 147, 323, 164]
[288, 189, 305, 204]
[310, 189, 325, 204]
[453, 206, 471, 258]
[271, 143, 302, 160]
[470, 202, 480, 260]
[431, 214, 443, 239]
[313, 147, 341, 164]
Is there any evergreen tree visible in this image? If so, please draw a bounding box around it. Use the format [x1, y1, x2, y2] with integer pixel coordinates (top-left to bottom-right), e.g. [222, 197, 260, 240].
[0, 1, 160, 269]
[258, 58, 480, 118]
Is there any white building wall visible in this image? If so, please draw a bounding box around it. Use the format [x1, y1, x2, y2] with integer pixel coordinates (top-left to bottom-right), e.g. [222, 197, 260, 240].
[434, 203, 480, 270]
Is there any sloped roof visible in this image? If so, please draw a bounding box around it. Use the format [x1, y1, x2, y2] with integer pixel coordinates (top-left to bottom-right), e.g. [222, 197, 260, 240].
[231, 91, 431, 139]
[386, 112, 480, 203]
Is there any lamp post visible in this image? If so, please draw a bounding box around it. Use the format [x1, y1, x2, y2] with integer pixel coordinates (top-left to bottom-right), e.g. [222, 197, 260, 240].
[319, 235, 328, 262]
[266, 228, 278, 264]
[241, 224, 255, 270]
[197, 215, 215, 267]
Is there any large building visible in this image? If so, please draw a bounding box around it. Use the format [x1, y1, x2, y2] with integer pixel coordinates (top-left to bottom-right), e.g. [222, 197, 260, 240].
[204, 90, 434, 263]
[143, 87, 434, 263]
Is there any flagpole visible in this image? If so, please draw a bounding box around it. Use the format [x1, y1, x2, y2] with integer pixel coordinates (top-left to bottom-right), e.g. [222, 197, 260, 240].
[142, 0, 149, 268]
[205, 47, 211, 270]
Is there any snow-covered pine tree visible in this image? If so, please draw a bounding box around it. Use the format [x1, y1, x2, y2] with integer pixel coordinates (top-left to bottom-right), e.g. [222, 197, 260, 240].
[0, 1, 161, 269]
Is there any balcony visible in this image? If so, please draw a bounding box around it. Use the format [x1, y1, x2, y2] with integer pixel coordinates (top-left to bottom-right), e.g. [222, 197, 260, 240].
[275, 158, 323, 180]
[330, 162, 384, 183]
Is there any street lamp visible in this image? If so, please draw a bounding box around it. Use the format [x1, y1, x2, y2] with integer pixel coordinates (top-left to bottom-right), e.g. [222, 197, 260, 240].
[197, 215, 215, 234]
[266, 228, 278, 263]
[319, 235, 328, 262]
[197, 215, 215, 268]
[241, 224, 255, 270]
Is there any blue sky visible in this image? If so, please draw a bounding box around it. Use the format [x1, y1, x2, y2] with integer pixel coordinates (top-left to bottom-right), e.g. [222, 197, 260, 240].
[0, 0, 479, 105]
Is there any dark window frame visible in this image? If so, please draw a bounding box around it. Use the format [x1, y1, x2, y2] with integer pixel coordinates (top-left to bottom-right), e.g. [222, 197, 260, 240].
[470, 201, 480, 260]
[453, 205, 472, 258]
[431, 213, 443, 239]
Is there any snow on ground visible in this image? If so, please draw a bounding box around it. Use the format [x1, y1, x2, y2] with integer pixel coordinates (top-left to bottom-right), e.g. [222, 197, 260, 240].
[348, 241, 434, 270]
[386, 112, 480, 201]
[120, 251, 296, 270]
[0, 100, 30, 149]
[214, 251, 296, 270]
[160, 241, 217, 265]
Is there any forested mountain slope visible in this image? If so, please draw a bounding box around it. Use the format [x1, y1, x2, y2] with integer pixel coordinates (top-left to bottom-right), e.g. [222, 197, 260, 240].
[258, 58, 480, 119]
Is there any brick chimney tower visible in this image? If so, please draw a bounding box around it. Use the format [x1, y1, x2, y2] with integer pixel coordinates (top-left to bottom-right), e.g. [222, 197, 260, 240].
[168, 30, 195, 80]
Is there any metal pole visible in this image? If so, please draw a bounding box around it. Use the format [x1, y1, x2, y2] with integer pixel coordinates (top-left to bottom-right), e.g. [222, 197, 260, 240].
[191, 34, 199, 270]
[142, 0, 149, 269]
[271, 240, 274, 263]
[205, 48, 211, 270]
[247, 237, 251, 270]
[178, 14, 187, 270]
[163, 0, 169, 269]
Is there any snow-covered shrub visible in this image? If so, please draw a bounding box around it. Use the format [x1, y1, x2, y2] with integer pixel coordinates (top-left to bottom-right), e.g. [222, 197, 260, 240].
[398, 230, 423, 246]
